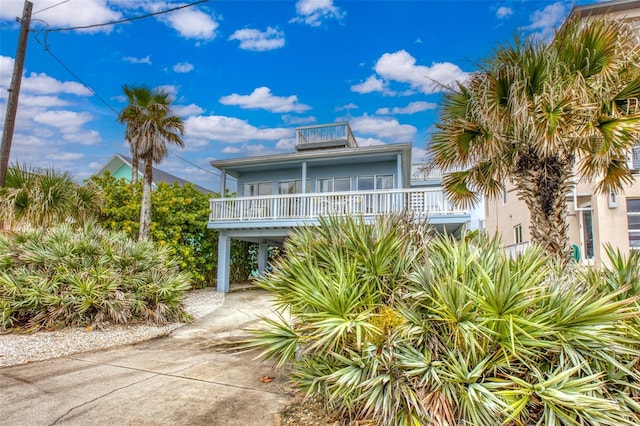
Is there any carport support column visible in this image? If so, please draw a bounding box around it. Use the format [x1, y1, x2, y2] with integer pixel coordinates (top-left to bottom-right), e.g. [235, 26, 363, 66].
[257, 242, 268, 274]
[217, 234, 231, 293]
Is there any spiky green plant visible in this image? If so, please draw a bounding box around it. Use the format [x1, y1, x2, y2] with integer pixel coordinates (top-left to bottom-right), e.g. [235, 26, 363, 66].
[247, 215, 640, 425]
[0, 222, 191, 329]
[0, 164, 101, 230]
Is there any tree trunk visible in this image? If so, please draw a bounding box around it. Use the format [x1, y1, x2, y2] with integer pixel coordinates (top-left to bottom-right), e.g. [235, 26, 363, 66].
[514, 150, 573, 263]
[138, 155, 153, 241]
[131, 151, 139, 185]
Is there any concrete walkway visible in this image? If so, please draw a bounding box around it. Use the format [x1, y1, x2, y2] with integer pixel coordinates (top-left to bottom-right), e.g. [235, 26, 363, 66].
[0, 290, 293, 426]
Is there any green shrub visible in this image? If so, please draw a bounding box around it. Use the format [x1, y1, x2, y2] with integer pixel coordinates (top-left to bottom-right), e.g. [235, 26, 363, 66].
[248, 215, 640, 425]
[89, 173, 218, 287]
[0, 223, 191, 330]
[89, 173, 257, 287]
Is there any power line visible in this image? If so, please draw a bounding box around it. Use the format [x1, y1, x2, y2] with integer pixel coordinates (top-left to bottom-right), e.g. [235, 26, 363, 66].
[44, 0, 208, 33]
[168, 150, 221, 177]
[31, 34, 221, 179]
[33, 35, 119, 116]
[33, 0, 71, 15]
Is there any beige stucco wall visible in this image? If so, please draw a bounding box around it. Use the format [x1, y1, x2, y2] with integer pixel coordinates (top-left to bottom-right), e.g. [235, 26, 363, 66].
[486, 175, 639, 267]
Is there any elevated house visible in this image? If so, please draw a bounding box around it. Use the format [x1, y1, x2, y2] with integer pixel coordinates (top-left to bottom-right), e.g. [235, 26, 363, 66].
[209, 122, 481, 292]
[484, 0, 640, 265]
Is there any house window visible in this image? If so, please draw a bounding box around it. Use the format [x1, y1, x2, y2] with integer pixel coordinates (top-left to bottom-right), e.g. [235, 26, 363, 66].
[628, 199, 640, 250]
[581, 208, 595, 259]
[502, 188, 507, 204]
[514, 224, 522, 244]
[244, 181, 272, 197]
[278, 179, 310, 194]
[357, 174, 394, 191]
[317, 177, 350, 193]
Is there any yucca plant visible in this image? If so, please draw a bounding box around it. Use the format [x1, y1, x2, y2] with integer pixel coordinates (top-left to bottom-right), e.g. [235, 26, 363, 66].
[247, 215, 640, 425]
[0, 222, 191, 329]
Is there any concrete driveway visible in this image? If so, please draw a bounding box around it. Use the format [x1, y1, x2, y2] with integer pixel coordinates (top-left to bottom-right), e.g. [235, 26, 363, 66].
[0, 290, 293, 426]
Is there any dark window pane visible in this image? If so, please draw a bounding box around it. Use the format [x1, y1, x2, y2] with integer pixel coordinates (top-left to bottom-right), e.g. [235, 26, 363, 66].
[628, 199, 640, 213]
[334, 177, 351, 192]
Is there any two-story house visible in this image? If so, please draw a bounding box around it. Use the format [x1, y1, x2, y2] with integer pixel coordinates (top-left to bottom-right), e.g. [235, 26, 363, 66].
[208, 122, 476, 292]
[485, 0, 640, 265]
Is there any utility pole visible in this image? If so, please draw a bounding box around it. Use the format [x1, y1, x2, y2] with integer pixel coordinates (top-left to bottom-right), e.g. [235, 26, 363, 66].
[0, 0, 33, 187]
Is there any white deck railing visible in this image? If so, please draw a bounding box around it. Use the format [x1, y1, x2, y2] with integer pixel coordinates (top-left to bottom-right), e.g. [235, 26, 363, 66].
[209, 188, 464, 222]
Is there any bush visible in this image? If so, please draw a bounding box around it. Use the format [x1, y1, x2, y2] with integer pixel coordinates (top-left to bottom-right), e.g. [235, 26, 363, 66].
[89, 173, 219, 287]
[0, 223, 192, 330]
[248, 215, 640, 425]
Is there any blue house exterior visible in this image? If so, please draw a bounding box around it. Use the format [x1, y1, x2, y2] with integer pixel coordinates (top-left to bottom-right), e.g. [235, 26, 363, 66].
[209, 122, 473, 292]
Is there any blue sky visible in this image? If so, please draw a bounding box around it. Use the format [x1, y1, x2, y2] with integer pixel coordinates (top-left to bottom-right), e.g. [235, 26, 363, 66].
[0, 0, 597, 191]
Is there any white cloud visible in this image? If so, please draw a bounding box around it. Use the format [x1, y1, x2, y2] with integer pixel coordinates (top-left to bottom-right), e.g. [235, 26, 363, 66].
[18, 95, 70, 108]
[221, 143, 275, 157]
[172, 62, 194, 73]
[21, 72, 91, 96]
[123, 55, 152, 64]
[33, 110, 93, 134]
[525, 2, 567, 38]
[357, 137, 386, 147]
[351, 76, 386, 94]
[496, 6, 513, 19]
[335, 103, 358, 111]
[0, 0, 122, 33]
[275, 137, 296, 151]
[349, 114, 417, 143]
[185, 114, 294, 143]
[151, 2, 218, 40]
[374, 50, 468, 94]
[155, 84, 178, 97]
[281, 115, 317, 125]
[174, 103, 204, 117]
[412, 147, 428, 163]
[376, 101, 436, 115]
[88, 162, 101, 170]
[290, 0, 345, 27]
[220, 87, 310, 113]
[46, 152, 85, 161]
[229, 27, 285, 51]
[221, 146, 242, 154]
[62, 130, 102, 145]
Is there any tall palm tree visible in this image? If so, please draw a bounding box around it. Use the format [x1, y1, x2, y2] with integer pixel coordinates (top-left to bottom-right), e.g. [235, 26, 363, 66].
[119, 85, 145, 184]
[430, 18, 640, 261]
[117, 86, 184, 241]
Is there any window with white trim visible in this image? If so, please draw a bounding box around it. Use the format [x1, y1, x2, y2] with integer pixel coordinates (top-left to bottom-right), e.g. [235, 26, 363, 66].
[357, 174, 394, 191]
[628, 199, 640, 250]
[317, 177, 350, 193]
[243, 181, 272, 197]
[278, 179, 310, 194]
[514, 224, 523, 244]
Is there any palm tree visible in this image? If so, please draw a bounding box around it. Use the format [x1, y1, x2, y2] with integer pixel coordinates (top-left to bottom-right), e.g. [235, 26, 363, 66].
[0, 164, 101, 230]
[117, 86, 184, 241]
[430, 18, 640, 260]
[119, 86, 145, 184]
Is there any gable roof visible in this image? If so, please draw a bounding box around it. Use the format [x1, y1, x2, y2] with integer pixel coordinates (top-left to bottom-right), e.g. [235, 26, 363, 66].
[95, 153, 214, 194]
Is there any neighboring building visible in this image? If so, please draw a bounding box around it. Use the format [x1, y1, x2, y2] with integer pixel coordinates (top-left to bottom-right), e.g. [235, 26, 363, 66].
[485, 0, 640, 265]
[95, 153, 213, 193]
[209, 122, 482, 292]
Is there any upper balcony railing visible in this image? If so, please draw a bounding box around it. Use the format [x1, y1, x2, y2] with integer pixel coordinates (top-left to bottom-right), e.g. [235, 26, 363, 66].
[296, 122, 357, 151]
[209, 188, 466, 224]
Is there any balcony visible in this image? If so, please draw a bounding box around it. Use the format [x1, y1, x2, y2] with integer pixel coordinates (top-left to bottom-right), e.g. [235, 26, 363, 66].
[296, 122, 357, 151]
[209, 188, 468, 229]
